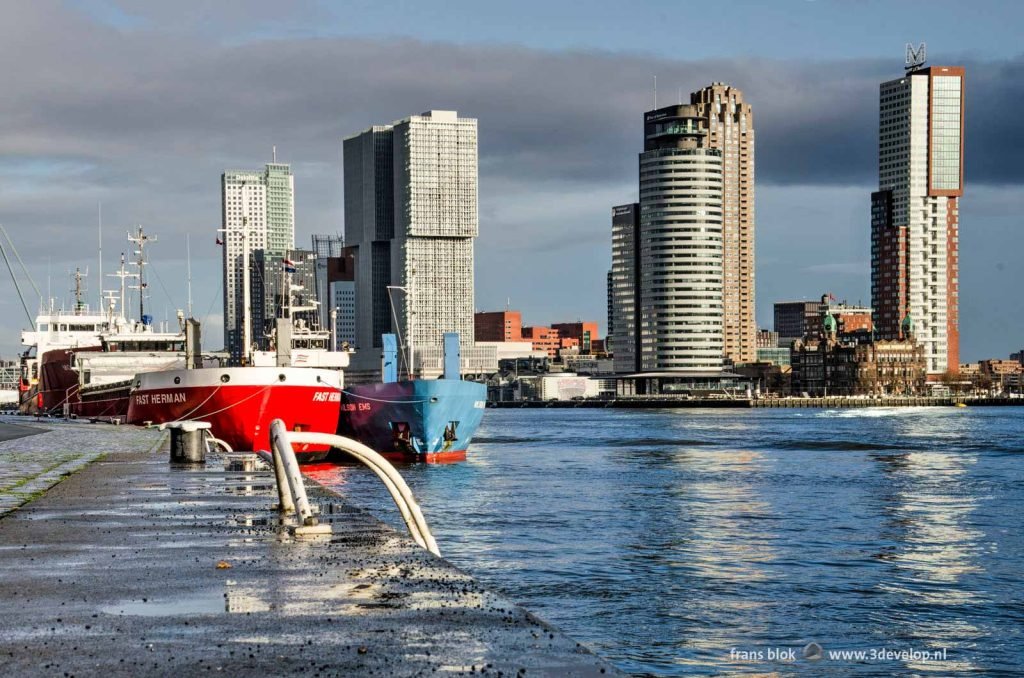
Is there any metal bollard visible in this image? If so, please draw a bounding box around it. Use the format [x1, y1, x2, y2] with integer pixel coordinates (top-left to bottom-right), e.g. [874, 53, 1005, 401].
[169, 422, 212, 464]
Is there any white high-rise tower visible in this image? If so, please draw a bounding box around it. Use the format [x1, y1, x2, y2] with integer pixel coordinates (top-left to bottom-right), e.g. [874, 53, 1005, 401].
[343, 110, 495, 378]
[221, 162, 294, 362]
[871, 58, 964, 377]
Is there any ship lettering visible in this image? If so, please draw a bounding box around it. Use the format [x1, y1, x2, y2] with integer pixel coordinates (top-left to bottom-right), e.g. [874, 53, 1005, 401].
[135, 392, 187, 405]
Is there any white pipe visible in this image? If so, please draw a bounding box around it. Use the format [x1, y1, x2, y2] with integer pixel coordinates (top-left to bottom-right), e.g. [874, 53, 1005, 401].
[288, 430, 433, 552]
[271, 421, 440, 556]
[256, 449, 295, 515]
[270, 425, 315, 525]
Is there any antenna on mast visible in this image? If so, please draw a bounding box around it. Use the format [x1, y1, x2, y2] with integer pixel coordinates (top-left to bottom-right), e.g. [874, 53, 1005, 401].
[186, 233, 193, 318]
[97, 202, 103, 311]
[72, 267, 88, 316]
[127, 225, 157, 325]
[272, 145, 277, 163]
[109, 252, 137, 322]
[653, 75, 657, 108]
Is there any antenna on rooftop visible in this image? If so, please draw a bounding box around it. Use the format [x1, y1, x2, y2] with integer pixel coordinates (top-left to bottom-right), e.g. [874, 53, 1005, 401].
[905, 42, 927, 73]
[653, 76, 657, 108]
[272, 145, 277, 163]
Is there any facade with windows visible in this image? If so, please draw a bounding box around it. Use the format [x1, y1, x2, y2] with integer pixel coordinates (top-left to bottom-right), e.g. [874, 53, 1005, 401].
[638, 104, 724, 372]
[691, 84, 756, 364]
[221, 163, 294, 362]
[343, 111, 495, 377]
[610, 203, 641, 372]
[871, 64, 964, 377]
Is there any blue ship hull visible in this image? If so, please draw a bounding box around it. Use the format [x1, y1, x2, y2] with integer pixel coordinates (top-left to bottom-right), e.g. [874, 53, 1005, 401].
[339, 379, 487, 462]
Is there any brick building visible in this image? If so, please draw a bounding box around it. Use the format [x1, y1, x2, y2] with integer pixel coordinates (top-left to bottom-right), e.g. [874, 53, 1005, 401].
[551, 322, 599, 354]
[790, 312, 925, 396]
[475, 311, 522, 342]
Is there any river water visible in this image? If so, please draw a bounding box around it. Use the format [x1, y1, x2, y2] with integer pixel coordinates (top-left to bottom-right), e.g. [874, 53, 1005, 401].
[307, 407, 1024, 675]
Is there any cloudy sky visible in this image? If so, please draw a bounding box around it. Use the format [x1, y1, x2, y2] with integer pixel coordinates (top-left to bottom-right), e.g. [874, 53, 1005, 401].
[1, 0, 1022, 361]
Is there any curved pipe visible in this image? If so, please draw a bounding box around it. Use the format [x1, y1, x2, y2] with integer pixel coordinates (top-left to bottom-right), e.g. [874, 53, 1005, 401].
[269, 420, 440, 556]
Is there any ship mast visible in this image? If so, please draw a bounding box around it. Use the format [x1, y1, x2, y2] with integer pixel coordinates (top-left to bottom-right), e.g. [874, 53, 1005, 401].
[109, 253, 137, 324]
[72, 268, 87, 316]
[128, 226, 156, 325]
[242, 223, 252, 365]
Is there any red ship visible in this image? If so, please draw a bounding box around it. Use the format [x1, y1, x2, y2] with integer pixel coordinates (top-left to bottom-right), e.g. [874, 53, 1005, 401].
[127, 366, 343, 457]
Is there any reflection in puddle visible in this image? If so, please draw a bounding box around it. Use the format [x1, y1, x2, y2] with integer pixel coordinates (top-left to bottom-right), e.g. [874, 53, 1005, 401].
[101, 588, 272, 616]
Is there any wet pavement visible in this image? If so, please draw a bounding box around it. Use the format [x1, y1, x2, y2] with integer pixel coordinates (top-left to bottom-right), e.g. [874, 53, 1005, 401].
[0, 419, 617, 676]
[0, 418, 163, 517]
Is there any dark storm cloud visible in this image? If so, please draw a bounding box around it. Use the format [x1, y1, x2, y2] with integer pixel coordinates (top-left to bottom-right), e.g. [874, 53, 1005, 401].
[1, 2, 1022, 358]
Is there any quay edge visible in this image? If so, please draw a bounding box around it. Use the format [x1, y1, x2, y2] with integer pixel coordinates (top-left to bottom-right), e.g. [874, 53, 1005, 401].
[0, 419, 620, 677]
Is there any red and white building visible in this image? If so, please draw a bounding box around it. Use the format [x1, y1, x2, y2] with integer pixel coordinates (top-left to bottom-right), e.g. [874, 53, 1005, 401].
[871, 60, 964, 379]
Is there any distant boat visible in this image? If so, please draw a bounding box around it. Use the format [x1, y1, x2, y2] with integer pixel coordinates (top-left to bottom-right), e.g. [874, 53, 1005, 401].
[340, 332, 486, 463]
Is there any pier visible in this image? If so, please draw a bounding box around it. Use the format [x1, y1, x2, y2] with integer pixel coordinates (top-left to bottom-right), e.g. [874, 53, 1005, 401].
[0, 418, 617, 676]
[491, 395, 1024, 409]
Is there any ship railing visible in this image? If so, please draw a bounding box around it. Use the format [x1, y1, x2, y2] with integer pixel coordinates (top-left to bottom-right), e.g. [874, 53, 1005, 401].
[261, 419, 440, 555]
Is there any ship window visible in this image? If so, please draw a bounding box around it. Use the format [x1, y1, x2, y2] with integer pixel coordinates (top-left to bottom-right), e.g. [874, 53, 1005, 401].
[38, 324, 48, 331]
[220, 374, 230, 383]
[278, 374, 286, 382]
[174, 377, 181, 385]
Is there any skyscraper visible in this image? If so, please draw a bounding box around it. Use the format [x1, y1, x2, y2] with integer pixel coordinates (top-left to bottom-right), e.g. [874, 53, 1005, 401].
[871, 61, 964, 377]
[690, 84, 756, 364]
[311, 233, 345, 330]
[344, 110, 494, 377]
[638, 105, 724, 371]
[610, 203, 640, 373]
[221, 162, 294, 362]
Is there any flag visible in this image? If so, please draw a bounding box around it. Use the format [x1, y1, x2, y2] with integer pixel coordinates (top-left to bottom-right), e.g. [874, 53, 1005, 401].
[216, 237, 223, 246]
[828, 292, 836, 302]
[283, 258, 296, 273]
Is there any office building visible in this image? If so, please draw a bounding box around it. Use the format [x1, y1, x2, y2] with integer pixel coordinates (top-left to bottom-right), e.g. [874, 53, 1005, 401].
[871, 60, 964, 377]
[610, 203, 641, 372]
[691, 84, 756, 364]
[311, 233, 345, 329]
[250, 248, 317, 350]
[606, 270, 614, 353]
[475, 311, 522, 342]
[774, 295, 873, 346]
[639, 104, 724, 371]
[343, 110, 495, 377]
[221, 162, 294, 362]
[551, 322, 599, 354]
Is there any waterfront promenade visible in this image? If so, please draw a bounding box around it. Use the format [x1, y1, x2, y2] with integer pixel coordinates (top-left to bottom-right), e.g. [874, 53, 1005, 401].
[0, 418, 616, 676]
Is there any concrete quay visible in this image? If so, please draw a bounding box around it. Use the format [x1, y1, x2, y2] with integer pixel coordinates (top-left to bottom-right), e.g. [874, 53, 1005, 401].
[0, 418, 618, 677]
[491, 395, 1024, 409]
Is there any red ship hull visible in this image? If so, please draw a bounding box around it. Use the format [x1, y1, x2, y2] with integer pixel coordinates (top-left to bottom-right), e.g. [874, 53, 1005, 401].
[127, 367, 343, 456]
[70, 381, 133, 421]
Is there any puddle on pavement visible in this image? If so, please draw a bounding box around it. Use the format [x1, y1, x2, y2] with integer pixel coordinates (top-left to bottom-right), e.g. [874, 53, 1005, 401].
[101, 589, 272, 616]
[102, 593, 227, 617]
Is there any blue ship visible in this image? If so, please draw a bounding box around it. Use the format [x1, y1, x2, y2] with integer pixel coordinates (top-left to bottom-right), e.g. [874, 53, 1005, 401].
[339, 333, 487, 462]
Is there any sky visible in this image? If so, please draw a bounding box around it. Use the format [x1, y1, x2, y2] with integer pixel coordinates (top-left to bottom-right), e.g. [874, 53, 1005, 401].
[1, 0, 1023, 361]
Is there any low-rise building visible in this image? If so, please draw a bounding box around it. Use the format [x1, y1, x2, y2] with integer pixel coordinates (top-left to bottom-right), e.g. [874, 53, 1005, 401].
[790, 312, 925, 396]
[538, 374, 601, 401]
[475, 310, 522, 342]
[474, 340, 546, 361]
[756, 346, 791, 367]
[551, 322, 600, 354]
[775, 294, 873, 346]
[757, 329, 779, 348]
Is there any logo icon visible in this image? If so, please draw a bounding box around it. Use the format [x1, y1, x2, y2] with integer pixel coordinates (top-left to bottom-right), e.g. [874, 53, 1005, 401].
[803, 642, 824, 661]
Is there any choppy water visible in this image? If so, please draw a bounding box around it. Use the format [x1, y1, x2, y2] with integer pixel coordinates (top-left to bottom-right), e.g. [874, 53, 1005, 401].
[307, 407, 1024, 676]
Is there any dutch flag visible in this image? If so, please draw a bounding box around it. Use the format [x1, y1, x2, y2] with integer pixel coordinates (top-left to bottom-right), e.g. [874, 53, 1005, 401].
[283, 258, 296, 273]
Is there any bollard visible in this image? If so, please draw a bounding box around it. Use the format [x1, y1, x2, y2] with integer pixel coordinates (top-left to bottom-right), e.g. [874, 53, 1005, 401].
[169, 422, 212, 464]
